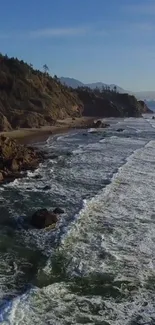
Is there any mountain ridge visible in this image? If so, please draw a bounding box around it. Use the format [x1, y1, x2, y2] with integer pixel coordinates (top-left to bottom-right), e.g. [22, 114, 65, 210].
[60, 77, 155, 106]
[60, 77, 125, 93]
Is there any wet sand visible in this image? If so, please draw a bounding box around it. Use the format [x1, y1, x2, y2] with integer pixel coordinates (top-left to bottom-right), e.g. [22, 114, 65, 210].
[0, 117, 95, 144]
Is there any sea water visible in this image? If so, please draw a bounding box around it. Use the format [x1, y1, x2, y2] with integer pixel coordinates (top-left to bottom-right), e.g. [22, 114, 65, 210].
[0, 115, 155, 324]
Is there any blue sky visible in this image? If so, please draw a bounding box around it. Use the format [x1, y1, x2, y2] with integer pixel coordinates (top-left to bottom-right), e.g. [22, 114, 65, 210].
[0, 0, 155, 91]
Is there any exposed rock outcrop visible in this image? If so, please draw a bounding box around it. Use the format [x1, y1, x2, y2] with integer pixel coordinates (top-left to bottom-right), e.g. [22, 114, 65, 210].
[0, 136, 43, 182]
[117, 128, 124, 132]
[138, 100, 153, 114]
[53, 207, 64, 214]
[0, 112, 12, 131]
[31, 209, 58, 229]
[30, 208, 65, 229]
[92, 120, 110, 128]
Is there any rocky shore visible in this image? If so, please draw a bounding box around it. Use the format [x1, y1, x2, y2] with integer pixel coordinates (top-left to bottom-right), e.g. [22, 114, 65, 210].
[0, 118, 109, 183]
[0, 135, 43, 182]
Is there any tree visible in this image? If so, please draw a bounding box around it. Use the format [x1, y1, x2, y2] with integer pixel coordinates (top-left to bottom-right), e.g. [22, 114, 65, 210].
[102, 85, 106, 93]
[43, 64, 49, 75]
[113, 85, 117, 92]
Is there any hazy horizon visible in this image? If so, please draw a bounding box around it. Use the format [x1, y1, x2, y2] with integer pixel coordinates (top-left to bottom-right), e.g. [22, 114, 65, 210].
[59, 76, 155, 93]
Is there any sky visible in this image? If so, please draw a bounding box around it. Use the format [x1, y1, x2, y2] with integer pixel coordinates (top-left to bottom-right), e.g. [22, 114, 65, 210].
[0, 0, 155, 91]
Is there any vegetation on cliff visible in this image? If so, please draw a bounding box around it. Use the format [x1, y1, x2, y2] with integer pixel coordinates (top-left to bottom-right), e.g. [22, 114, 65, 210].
[0, 54, 152, 132]
[0, 54, 82, 131]
[76, 86, 152, 117]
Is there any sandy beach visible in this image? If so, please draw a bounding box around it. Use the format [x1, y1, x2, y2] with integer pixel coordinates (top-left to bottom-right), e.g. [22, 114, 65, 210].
[0, 117, 95, 144]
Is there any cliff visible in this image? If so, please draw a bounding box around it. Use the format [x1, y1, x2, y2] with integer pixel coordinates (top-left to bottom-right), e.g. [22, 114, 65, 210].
[76, 87, 152, 117]
[0, 54, 82, 131]
[0, 54, 152, 132]
[138, 100, 153, 114]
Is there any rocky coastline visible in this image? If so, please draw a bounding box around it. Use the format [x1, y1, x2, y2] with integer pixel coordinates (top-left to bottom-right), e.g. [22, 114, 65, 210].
[0, 135, 44, 183]
[0, 118, 109, 183]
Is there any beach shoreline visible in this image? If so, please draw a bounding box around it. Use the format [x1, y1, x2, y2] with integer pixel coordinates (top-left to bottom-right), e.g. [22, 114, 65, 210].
[0, 117, 99, 184]
[0, 117, 96, 145]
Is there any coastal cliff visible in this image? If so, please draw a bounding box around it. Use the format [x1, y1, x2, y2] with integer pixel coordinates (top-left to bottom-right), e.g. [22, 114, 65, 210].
[0, 54, 82, 131]
[0, 54, 152, 132]
[76, 87, 152, 117]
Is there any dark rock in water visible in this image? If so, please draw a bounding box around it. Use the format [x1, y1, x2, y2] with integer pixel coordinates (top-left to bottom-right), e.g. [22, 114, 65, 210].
[53, 207, 64, 214]
[66, 152, 72, 156]
[0, 171, 3, 182]
[116, 128, 124, 132]
[83, 133, 88, 136]
[152, 116, 155, 119]
[94, 120, 103, 128]
[33, 174, 41, 180]
[43, 185, 51, 191]
[31, 208, 58, 229]
[103, 179, 111, 185]
[44, 153, 59, 160]
[92, 120, 110, 128]
[50, 154, 59, 159]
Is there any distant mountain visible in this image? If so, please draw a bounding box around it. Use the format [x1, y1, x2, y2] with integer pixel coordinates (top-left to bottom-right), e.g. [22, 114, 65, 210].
[60, 77, 125, 93]
[86, 82, 125, 93]
[86, 82, 107, 89]
[60, 77, 84, 88]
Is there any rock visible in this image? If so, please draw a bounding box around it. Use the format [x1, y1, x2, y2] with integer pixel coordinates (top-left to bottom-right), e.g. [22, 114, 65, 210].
[0, 172, 4, 181]
[66, 152, 72, 156]
[33, 175, 41, 179]
[0, 112, 12, 132]
[50, 154, 59, 159]
[45, 224, 56, 231]
[92, 120, 110, 128]
[116, 128, 124, 132]
[138, 100, 153, 114]
[95, 120, 103, 128]
[43, 185, 51, 191]
[83, 133, 87, 136]
[31, 209, 58, 229]
[0, 135, 43, 183]
[10, 159, 19, 172]
[152, 116, 155, 119]
[53, 207, 64, 214]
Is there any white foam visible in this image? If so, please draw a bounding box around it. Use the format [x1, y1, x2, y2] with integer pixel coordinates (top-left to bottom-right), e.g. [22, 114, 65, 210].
[2, 117, 155, 324]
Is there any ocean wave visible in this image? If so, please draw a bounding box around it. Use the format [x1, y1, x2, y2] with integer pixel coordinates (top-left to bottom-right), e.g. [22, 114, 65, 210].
[1, 117, 155, 324]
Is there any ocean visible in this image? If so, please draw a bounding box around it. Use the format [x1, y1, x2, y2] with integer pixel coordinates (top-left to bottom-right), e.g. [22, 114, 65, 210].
[0, 115, 155, 324]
